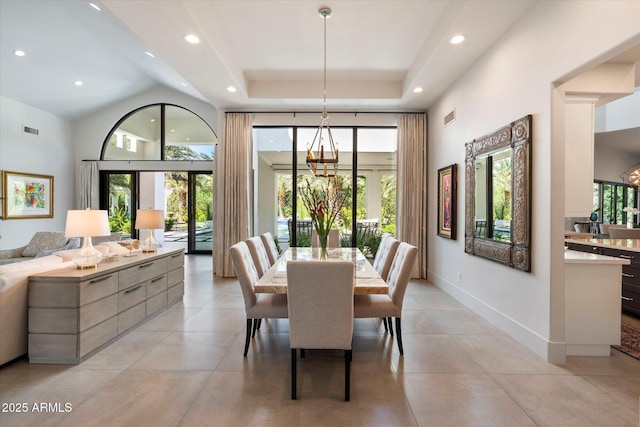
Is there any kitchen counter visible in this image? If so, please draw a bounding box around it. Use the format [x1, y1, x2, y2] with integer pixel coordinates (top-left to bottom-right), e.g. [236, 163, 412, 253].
[565, 238, 640, 253]
[564, 249, 631, 264]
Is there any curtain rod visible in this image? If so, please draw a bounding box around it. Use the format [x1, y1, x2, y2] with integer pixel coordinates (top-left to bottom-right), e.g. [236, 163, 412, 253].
[225, 110, 426, 116]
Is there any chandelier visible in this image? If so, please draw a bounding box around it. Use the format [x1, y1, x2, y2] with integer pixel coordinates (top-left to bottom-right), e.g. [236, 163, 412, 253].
[306, 7, 339, 178]
[620, 163, 640, 187]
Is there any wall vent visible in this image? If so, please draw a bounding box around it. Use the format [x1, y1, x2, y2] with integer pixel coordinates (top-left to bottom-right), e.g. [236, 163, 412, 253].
[443, 109, 456, 127]
[23, 125, 39, 135]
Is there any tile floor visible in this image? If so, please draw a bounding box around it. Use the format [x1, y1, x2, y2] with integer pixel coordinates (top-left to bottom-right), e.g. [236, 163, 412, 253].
[1, 255, 640, 426]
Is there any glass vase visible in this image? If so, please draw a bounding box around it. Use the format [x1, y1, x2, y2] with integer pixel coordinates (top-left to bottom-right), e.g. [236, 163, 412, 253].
[317, 231, 328, 259]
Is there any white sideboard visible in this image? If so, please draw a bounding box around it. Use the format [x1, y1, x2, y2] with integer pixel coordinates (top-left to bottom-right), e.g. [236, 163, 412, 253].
[28, 248, 184, 364]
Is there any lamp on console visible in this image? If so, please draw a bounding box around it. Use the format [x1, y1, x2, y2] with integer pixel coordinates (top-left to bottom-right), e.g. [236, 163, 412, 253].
[65, 208, 110, 269]
[135, 208, 164, 253]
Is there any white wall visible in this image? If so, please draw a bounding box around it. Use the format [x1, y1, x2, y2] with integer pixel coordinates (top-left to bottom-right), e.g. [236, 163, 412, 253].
[427, 0, 640, 362]
[0, 96, 74, 248]
[594, 144, 640, 183]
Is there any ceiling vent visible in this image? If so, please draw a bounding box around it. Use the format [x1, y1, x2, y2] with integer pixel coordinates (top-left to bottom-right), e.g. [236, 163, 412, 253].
[23, 125, 39, 135]
[443, 109, 456, 127]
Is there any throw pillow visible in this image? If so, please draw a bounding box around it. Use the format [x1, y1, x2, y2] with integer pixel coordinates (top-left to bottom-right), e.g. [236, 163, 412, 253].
[22, 232, 67, 257]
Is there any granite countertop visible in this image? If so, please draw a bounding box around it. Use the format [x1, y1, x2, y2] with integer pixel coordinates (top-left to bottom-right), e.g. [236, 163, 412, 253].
[564, 238, 640, 253]
[564, 249, 630, 265]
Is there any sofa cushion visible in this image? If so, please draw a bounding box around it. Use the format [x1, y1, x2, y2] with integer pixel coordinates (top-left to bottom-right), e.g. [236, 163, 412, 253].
[0, 255, 64, 277]
[21, 232, 67, 257]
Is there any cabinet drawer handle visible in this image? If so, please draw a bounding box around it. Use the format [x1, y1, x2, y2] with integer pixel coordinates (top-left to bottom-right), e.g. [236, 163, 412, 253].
[171, 254, 182, 258]
[619, 254, 633, 259]
[124, 285, 143, 294]
[151, 276, 164, 283]
[89, 275, 113, 284]
[139, 262, 154, 268]
[622, 296, 634, 301]
[622, 273, 635, 278]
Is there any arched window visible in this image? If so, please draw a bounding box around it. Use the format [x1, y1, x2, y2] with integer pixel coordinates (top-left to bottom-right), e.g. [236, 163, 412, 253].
[101, 104, 216, 161]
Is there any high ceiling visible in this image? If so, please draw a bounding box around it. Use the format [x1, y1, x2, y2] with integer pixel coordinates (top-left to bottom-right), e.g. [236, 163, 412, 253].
[1, 0, 536, 118]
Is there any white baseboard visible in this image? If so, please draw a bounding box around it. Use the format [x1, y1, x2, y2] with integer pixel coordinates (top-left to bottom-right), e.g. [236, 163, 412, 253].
[427, 269, 567, 364]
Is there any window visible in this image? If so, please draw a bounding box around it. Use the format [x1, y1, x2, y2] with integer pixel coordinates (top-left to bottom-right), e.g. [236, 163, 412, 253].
[594, 180, 638, 224]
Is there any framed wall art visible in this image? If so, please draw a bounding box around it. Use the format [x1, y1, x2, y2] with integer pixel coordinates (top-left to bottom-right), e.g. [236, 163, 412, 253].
[2, 170, 54, 219]
[437, 163, 456, 239]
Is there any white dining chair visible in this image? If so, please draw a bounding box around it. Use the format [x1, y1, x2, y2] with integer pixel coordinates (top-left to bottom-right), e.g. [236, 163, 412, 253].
[371, 234, 400, 332]
[246, 236, 272, 278]
[287, 260, 354, 401]
[260, 232, 280, 265]
[354, 242, 418, 355]
[311, 228, 340, 248]
[229, 241, 288, 357]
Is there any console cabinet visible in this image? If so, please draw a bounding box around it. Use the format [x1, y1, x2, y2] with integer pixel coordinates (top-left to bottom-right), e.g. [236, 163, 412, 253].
[566, 242, 640, 315]
[28, 249, 184, 364]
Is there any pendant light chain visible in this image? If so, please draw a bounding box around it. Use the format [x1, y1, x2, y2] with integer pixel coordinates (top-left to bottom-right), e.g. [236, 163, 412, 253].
[323, 10, 327, 115]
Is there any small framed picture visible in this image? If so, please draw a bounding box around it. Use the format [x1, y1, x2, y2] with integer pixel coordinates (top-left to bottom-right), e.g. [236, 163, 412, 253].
[2, 170, 54, 219]
[437, 164, 456, 239]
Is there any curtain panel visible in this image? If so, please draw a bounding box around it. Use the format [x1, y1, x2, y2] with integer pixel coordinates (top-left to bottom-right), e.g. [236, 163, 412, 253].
[397, 113, 428, 278]
[214, 112, 253, 277]
[78, 160, 99, 209]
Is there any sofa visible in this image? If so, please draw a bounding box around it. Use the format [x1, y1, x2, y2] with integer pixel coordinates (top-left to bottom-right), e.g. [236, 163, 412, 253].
[0, 235, 128, 366]
[0, 231, 80, 265]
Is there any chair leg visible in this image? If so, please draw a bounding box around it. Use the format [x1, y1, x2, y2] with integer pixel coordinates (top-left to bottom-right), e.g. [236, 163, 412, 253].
[345, 349, 351, 401]
[395, 317, 404, 355]
[388, 317, 394, 336]
[291, 348, 297, 400]
[257, 319, 262, 329]
[243, 319, 252, 357]
[382, 317, 388, 331]
[300, 348, 306, 359]
[251, 319, 258, 338]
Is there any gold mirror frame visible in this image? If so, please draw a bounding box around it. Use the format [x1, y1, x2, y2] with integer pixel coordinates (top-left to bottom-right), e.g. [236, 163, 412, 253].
[464, 115, 532, 272]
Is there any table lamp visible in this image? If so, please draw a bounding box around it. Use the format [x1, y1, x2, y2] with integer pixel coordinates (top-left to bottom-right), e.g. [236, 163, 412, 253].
[65, 208, 111, 269]
[135, 208, 164, 253]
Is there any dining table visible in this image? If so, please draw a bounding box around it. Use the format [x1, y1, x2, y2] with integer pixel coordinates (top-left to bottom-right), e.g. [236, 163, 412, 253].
[254, 247, 388, 295]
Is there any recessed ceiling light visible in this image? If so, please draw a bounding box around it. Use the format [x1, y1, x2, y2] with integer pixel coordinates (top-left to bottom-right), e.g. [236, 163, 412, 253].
[89, 2, 101, 12]
[227, 86, 237, 93]
[150, 119, 155, 122]
[450, 34, 465, 45]
[145, 51, 155, 58]
[184, 34, 200, 44]
[13, 50, 25, 57]
[413, 87, 423, 93]
[74, 80, 84, 86]
[170, 129, 175, 132]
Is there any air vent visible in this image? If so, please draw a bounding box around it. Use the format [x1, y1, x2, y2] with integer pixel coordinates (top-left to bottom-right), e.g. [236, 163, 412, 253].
[443, 109, 456, 127]
[23, 125, 39, 135]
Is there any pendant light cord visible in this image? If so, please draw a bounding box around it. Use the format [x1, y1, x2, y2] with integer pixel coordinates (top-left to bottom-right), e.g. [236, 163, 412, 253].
[323, 12, 327, 115]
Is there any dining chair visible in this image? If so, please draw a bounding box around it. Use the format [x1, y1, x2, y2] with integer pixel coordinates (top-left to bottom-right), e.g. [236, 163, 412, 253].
[287, 260, 354, 401]
[311, 228, 340, 248]
[354, 242, 418, 355]
[260, 232, 280, 265]
[229, 241, 288, 357]
[371, 234, 400, 332]
[246, 236, 272, 278]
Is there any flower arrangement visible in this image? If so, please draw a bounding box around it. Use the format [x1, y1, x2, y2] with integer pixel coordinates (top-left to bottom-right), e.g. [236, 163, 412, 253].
[298, 177, 347, 250]
[623, 206, 638, 228]
[623, 206, 639, 215]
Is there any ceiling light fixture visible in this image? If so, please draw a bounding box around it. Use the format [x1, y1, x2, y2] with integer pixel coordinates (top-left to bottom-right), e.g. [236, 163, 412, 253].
[13, 50, 25, 57]
[227, 86, 237, 93]
[74, 80, 84, 86]
[413, 87, 423, 93]
[306, 6, 339, 178]
[621, 163, 640, 186]
[184, 34, 200, 44]
[450, 34, 465, 45]
[145, 51, 155, 58]
[89, 2, 102, 12]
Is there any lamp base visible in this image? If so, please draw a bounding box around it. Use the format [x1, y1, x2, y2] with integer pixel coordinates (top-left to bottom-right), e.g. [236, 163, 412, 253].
[72, 236, 103, 270]
[76, 263, 99, 270]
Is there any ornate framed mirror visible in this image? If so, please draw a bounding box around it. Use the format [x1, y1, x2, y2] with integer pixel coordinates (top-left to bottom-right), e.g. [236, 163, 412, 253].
[464, 115, 531, 272]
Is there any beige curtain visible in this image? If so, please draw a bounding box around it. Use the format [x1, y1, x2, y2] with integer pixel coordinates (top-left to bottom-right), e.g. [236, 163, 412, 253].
[214, 112, 253, 277]
[397, 113, 428, 278]
[78, 160, 99, 209]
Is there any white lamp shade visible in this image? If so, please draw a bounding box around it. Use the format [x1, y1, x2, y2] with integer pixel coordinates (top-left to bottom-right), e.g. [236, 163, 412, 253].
[65, 209, 111, 237]
[135, 209, 164, 229]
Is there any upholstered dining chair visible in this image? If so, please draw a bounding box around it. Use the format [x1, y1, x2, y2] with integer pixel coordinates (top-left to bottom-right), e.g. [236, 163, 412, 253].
[260, 232, 280, 265]
[287, 260, 354, 401]
[311, 228, 340, 248]
[229, 241, 288, 357]
[246, 236, 272, 278]
[354, 242, 418, 355]
[371, 234, 400, 332]
[609, 227, 640, 239]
